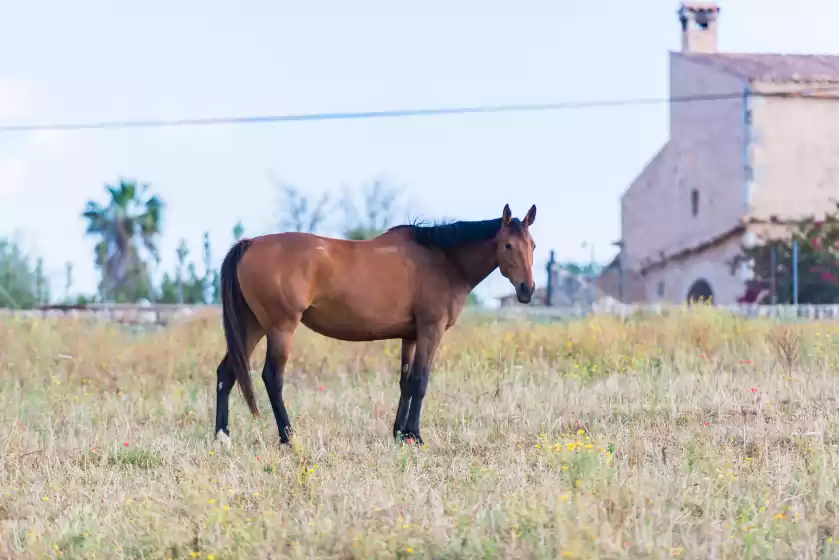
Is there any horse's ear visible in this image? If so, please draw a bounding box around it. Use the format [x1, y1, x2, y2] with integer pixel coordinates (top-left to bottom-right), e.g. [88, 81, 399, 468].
[524, 204, 536, 227]
[502, 204, 512, 226]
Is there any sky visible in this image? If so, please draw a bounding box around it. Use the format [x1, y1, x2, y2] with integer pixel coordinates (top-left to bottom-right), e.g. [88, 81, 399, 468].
[1, 0, 838, 304]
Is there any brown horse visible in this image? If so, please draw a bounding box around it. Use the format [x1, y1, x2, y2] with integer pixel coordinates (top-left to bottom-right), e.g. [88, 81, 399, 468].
[213, 203, 537, 447]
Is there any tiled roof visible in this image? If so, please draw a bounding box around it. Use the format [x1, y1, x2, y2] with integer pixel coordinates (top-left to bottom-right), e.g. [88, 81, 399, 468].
[679, 52, 839, 83]
[680, 2, 720, 13]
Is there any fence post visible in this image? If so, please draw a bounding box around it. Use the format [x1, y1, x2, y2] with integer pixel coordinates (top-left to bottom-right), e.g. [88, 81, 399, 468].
[545, 250, 556, 307]
[770, 244, 777, 304]
[792, 239, 799, 305]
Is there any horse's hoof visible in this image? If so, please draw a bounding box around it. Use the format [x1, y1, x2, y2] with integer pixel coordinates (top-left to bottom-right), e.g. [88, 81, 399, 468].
[400, 432, 423, 446]
[215, 430, 232, 449]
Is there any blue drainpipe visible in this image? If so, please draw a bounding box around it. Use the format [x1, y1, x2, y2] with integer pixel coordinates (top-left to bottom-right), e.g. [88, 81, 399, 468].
[742, 87, 752, 210]
[741, 86, 753, 292]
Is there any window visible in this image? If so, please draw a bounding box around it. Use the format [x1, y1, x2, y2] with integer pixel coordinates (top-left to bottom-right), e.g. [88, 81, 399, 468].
[657, 281, 665, 297]
[691, 189, 699, 217]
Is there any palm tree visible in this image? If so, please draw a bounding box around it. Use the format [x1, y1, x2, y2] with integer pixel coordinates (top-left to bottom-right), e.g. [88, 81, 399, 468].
[82, 179, 164, 302]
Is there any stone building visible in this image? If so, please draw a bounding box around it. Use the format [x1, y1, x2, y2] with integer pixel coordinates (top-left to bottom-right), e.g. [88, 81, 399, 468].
[613, 2, 839, 304]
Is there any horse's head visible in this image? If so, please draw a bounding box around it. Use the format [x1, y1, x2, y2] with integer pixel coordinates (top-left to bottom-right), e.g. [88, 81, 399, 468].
[496, 204, 537, 304]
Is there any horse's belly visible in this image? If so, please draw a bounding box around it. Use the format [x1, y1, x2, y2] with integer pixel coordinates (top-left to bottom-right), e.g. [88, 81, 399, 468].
[301, 246, 418, 341]
[300, 299, 415, 342]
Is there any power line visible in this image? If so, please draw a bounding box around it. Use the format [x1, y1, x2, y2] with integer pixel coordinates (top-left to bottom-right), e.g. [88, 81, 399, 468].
[2, 88, 839, 133]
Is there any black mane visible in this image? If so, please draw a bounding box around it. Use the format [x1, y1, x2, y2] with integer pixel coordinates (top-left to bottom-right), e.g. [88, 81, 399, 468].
[390, 217, 525, 249]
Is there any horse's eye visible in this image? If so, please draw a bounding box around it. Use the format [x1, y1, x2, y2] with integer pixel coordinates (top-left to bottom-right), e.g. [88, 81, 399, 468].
[504, 242, 512, 250]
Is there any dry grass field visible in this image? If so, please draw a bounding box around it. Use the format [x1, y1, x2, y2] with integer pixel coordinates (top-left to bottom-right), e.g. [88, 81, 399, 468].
[2, 308, 839, 559]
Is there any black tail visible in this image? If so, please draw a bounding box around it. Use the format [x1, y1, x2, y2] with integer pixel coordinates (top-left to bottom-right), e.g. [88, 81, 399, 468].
[220, 238, 259, 416]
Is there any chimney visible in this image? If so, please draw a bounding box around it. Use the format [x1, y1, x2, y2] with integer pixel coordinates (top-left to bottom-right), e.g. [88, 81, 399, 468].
[679, 2, 720, 54]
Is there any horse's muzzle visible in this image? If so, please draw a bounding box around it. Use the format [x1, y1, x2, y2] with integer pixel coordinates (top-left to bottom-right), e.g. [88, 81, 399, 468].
[516, 282, 535, 304]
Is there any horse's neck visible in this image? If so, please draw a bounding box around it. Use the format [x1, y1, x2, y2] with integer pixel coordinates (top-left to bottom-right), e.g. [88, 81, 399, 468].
[448, 240, 498, 291]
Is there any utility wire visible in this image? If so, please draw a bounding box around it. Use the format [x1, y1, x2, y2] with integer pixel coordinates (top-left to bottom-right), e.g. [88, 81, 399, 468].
[2, 87, 839, 133]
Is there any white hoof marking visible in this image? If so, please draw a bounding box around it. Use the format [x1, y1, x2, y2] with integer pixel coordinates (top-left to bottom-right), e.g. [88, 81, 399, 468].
[215, 430, 231, 448]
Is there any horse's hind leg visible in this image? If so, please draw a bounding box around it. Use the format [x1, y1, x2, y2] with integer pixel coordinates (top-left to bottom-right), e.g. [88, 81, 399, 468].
[214, 326, 264, 447]
[214, 354, 236, 443]
[261, 321, 299, 445]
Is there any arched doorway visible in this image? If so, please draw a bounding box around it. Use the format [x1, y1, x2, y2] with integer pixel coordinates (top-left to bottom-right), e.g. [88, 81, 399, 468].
[686, 279, 714, 304]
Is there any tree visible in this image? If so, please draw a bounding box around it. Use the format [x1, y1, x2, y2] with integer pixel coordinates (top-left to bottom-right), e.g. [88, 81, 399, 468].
[271, 174, 331, 234]
[737, 203, 839, 304]
[33, 258, 46, 304]
[158, 239, 211, 304]
[157, 235, 226, 305]
[82, 179, 164, 303]
[232, 220, 244, 242]
[175, 239, 189, 304]
[0, 236, 50, 309]
[203, 232, 220, 304]
[159, 266, 207, 304]
[340, 179, 403, 240]
[559, 262, 603, 277]
[64, 262, 73, 302]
